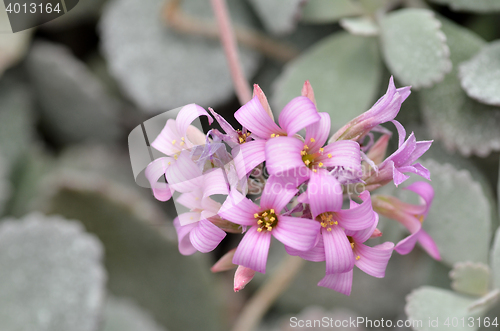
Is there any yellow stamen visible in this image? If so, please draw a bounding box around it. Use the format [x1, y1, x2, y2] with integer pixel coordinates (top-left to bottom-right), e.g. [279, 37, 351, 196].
[329, 221, 334, 226]
[304, 160, 311, 165]
[276, 134, 280, 137]
[310, 138, 315, 142]
[313, 169, 317, 173]
[270, 209, 274, 214]
[356, 255, 361, 260]
[350, 243, 355, 249]
[270, 133, 276, 138]
[327, 228, 332, 232]
[181, 137, 185, 141]
[254, 213, 259, 218]
[174, 154, 178, 160]
[267, 226, 272, 231]
[257, 228, 263, 232]
[239, 137, 244, 143]
[327, 154, 332, 158]
[303, 145, 309, 150]
[319, 148, 324, 153]
[262, 212, 268, 217]
[270, 217, 275, 222]
[180, 141, 185, 146]
[167, 162, 171, 166]
[257, 220, 263, 225]
[172, 140, 177, 145]
[334, 221, 338, 225]
[300, 150, 306, 156]
[318, 162, 324, 167]
[321, 222, 327, 228]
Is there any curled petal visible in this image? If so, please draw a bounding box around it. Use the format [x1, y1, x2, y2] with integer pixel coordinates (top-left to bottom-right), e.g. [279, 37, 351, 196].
[219, 189, 260, 226]
[305, 112, 330, 151]
[234, 265, 256, 292]
[151, 120, 182, 156]
[333, 192, 377, 231]
[174, 217, 198, 256]
[233, 226, 272, 274]
[260, 175, 298, 213]
[190, 218, 226, 253]
[144, 157, 174, 201]
[278, 96, 321, 136]
[318, 270, 353, 296]
[211, 248, 237, 272]
[323, 226, 355, 274]
[285, 234, 325, 262]
[233, 140, 266, 179]
[165, 153, 203, 192]
[392, 120, 406, 148]
[319, 140, 362, 176]
[346, 213, 379, 244]
[202, 168, 230, 198]
[308, 170, 343, 218]
[235, 96, 282, 139]
[176, 104, 213, 141]
[354, 242, 394, 278]
[272, 216, 320, 251]
[404, 181, 434, 217]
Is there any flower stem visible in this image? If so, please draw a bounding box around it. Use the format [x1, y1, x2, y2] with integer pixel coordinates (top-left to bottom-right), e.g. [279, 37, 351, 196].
[231, 255, 305, 331]
[210, 0, 252, 105]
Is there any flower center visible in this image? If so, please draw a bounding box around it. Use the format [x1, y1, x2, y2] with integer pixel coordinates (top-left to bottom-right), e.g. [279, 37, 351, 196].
[300, 139, 331, 172]
[318, 212, 337, 231]
[254, 209, 278, 232]
[237, 130, 251, 144]
[347, 236, 361, 260]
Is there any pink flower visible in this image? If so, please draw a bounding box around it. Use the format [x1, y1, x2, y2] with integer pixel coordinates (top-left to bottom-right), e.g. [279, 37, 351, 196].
[232, 94, 321, 178]
[372, 182, 440, 260]
[265, 112, 362, 186]
[218, 176, 320, 273]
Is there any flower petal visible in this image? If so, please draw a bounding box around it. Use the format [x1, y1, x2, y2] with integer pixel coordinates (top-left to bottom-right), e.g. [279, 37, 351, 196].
[305, 112, 331, 151]
[234, 96, 282, 139]
[272, 216, 320, 251]
[144, 157, 174, 201]
[404, 181, 434, 216]
[323, 226, 355, 274]
[260, 175, 298, 213]
[151, 120, 182, 156]
[175, 190, 203, 210]
[346, 213, 380, 243]
[234, 265, 256, 292]
[176, 104, 213, 141]
[278, 96, 321, 136]
[318, 270, 353, 296]
[319, 140, 362, 176]
[285, 234, 325, 262]
[202, 168, 230, 198]
[178, 211, 201, 226]
[165, 152, 203, 192]
[265, 136, 308, 177]
[307, 170, 343, 218]
[189, 218, 226, 253]
[219, 189, 260, 226]
[174, 217, 198, 255]
[333, 192, 377, 231]
[233, 226, 272, 274]
[233, 140, 266, 179]
[417, 229, 441, 260]
[354, 242, 394, 278]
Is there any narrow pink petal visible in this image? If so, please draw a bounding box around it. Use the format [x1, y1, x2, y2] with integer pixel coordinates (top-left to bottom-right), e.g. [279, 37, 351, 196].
[234, 96, 282, 139]
[411, 163, 431, 181]
[232, 140, 266, 179]
[165, 152, 203, 192]
[253, 84, 274, 121]
[272, 216, 320, 251]
[144, 157, 174, 201]
[301, 80, 317, 106]
[219, 189, 260, 226]
[323, 226, 355, 274]
[318, 270, 353, 296]
[202, 168, 229, 198]
[285, 234, 325, 262]
[174, 217, 198, 256]
[354, 242, 394, 278]
[208, 107, 239, 141]
[404, 181, 434, 216]
[417, 229, 441, 260]
[395, 231, 420, 255]
[333, 194, 377, 231]
[319, 140, 362, 176]
[346, 213, 379, 244]
[211, 248, 237, 272]
[260, 175, 298, 213]
[278, 96, 321, 136]
[176, 104, 213, 140]
[189, 218, 226, 253]
[233, 226, 272, 274]
[305, 112, 331, 151]
[392, 164, 410, 186]
[389, 133, 417, 167]
[265, 136, 308, 177]
[308, 171, 343, 218]
[234, 265, 256, 292]
[392, 120, 406, 147]
[406, 140, 433, 165]
[151, 120, 182, 156]
[178, 212, 201, 226]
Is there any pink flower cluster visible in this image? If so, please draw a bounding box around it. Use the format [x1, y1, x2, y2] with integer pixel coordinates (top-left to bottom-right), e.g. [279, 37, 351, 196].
[144, 78, 439, 295]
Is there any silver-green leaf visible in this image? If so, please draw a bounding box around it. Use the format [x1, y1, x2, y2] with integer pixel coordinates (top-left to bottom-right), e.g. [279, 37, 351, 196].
[340, 16, 379, 36]
[450, 262, 491, 296]
[247, 0, 302, 35]
[100, 0, 260, 112]
[0, 213, 106, 331]
[101, 297, 167, 331]
[379, 8, 451, 88]
[300, 0, 363, 24]
[459, 40, 500, 106]
[272, 32, 382, 131]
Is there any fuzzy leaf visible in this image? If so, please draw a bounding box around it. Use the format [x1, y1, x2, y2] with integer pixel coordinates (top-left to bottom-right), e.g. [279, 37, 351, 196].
[100, 0, 260, 112]
[0, 10, 32, 75]
[379, 8, 451, 88]
[102, 297, 167, 331]
[450, 262, 491, 296]
[273, 32, 382, 131]
[421, 160, 492, 266]
[429, 0, 500, 13]
[0, 213, 106, 331]
[300, 0, 363, 24]
[26, 42, 122, 145]
[492, 227, 500, 289]
[420, 17, 500, 157]
[340, 16, 379, 36]
[405, 287, 488, 331]
[248, 0, 302, 35]
[459, 40, 500, 106]
[43, 180, 225, 331]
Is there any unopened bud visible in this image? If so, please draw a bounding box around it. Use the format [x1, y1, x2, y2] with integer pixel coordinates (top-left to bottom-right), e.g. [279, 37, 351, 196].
[234, 265, 256, 292]
[211, 248, 237, 273]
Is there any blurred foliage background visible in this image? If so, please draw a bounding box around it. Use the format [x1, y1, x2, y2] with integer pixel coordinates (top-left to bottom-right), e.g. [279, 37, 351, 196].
[1, 0, 500, 330]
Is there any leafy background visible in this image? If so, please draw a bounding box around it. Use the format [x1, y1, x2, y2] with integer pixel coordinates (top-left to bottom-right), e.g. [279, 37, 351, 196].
[0, 0, 500, 330]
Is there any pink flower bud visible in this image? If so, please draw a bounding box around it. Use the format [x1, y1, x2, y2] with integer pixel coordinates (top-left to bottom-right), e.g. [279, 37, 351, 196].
[211, 248, 237, 273]
[301, 80, 317, 106]
[234, 265, 256, 292]
[253, 84, 273, 120]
